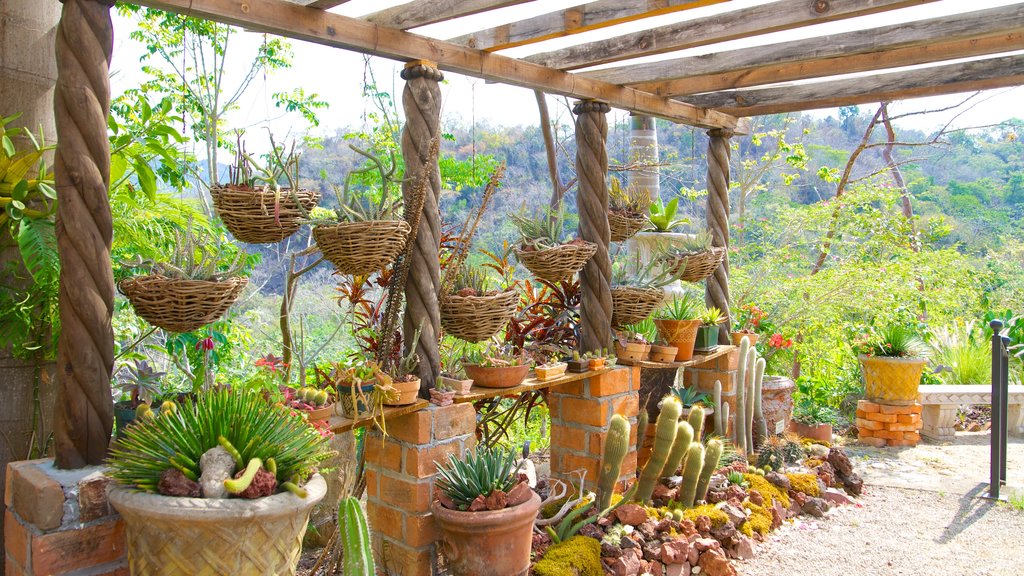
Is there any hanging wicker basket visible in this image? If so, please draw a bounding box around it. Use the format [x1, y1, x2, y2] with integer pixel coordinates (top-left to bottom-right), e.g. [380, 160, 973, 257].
[668, 247, 726, 283]
[611, 286, 665, 328]
[441, 290, 518, 342]
[514, 241, 597, 283]
[313, 220, 411, 276]
[608, 211, 648, 243]
[211, 186, 320, 244]
[118, 274, 248, 333]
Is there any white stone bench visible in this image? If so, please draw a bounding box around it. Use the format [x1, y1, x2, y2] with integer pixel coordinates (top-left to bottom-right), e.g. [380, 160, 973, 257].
[919, 384, 1024, 441]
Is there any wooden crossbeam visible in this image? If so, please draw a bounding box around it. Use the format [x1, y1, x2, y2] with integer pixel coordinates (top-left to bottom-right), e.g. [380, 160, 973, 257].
[527, 0, 939, 70]
[286, 0, 351, 9]
[449, 0, 724, 51]
[683, 54, 1024, 116]
[587, 4, 1024, 85]
[129, 0, 742, 130]
[363, 0, 532, 30]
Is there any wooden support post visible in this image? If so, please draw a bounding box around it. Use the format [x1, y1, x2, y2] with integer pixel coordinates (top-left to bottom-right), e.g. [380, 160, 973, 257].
[401, 61, 443, 393]
[574, 100, 612, 354]
[705, 128, 733, 345]
[52, 0, 116, 469]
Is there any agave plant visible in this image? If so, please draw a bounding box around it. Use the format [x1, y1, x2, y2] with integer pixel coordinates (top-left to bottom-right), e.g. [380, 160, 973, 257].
[509, 204, 568, 250]
[107, 388, 333, 495]
[699, 306, 725, 327]
[669, 385, 709, 408]
[434, 447, 524, 510]
[654, 292, 701, 321]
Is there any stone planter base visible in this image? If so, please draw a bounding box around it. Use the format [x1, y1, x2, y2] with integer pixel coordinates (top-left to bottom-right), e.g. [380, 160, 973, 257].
[855, 400, 923, 447]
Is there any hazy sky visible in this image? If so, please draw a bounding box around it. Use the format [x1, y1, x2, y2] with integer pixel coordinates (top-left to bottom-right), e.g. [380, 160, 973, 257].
[109, 0, 1024, 144]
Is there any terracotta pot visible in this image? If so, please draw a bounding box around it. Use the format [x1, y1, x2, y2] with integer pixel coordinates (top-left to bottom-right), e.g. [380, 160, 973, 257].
[303, 403, 335, 423]
[614, 340, 650, 362]
[788, 420, 833, 443]
[385, 377, 421, 406]
[441, 376, 474, 395]
[654, 318, 701, 361]
[464, 364, 530, 389]
[429, 388, 455, 407]
[859, 354, 928, 405]
[761, 375, 795, 436]
[731, 332, 759, 347]
[694, 325, 720, 351]
[534, 362, 567, 381]
[649, 344, 678, 363]
[431, 491, 541, 576]
[588, 358, 606, 370]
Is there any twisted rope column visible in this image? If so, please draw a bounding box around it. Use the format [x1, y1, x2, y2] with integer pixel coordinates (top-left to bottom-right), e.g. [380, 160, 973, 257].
[573, 100, 612, 353]
[53, 0, 115, 468]
[401, 62, 443, 393]
[706, 128, 734, 345]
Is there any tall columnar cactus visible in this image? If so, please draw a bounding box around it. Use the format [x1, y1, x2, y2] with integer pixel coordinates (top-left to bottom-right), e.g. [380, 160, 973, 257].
[634, 396, 681, 502]
[339, 496, 375, 576]
[712, 380, 724, 436]
[678, 443, 705, 508]
[687, 404, 705, 442]
[636, 408, 649, 455]
[721, 403, 730, 439]
[598, 414, 631, 510]
[660, 422, 693, 479]
[734, 337, 749, 451]
[694, 439, 724, 504]
[745, 348, 757, 454]
[753, 356, 767, 447]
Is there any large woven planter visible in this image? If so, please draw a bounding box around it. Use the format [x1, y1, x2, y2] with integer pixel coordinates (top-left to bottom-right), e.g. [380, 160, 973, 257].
[440, 290, 518, 342]
[859, 354, 928, 405]
[211, 185, 320, 244]
[667, 247, 726, 283]
[514, 241, 597, 283]
[313, 220, 411, 276]
[608, 210, 647, 242]
[431, 491, 541, 576]
[108, 474, 326, 576]
[654, 318, 701, 361]
[118, 275, 248, 333]
[611, 286, 664, 328]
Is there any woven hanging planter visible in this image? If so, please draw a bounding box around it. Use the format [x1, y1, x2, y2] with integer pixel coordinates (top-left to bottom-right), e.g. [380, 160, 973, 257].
[118, 274, 248, 333]
[440, 290, 518, 342]
[668, 247, 727, 283]
[608, 211, 648, 242]
[514, 241, 597, 283]
[611, 286, 665, 328]
[313, 220, 411, 276]
[211, 186, 320, 244]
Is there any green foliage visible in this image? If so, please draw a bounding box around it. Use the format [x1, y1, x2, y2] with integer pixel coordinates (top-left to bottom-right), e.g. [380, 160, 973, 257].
[927, 321, 990, 385]
[699, 306, 724, 326]
[654, 292, 701, 321]
[669, 385, 709, 409]
[609, 175, 650, 215]
[434, 447, 523, 510]
[533, 536, 602, 576]
[647, 196, 688, 232]
[612, 252, 683, 289]
[122, 222, 248, 281]
[509, 204, 569, 249]
[853, 324, 927, 358]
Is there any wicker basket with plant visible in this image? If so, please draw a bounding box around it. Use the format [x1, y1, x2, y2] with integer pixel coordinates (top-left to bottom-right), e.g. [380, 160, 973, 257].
[440, 265, 517, 343]
[663, 229, 726, 283]
[608, 175, 650, 242]
[610, 252, 682, 328]
[511, 203, 596, 283]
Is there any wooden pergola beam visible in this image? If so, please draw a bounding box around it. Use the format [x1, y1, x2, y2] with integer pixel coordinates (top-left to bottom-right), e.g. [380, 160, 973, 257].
[286, 0, 351, 9]
[586, 4, 1024, 86]
[449, 0, 724, 51]
[130, 0, 742, 130]
[363, 1, 532, 31]
[684, 54, 1024, 117]
[527, 0, 940, 70]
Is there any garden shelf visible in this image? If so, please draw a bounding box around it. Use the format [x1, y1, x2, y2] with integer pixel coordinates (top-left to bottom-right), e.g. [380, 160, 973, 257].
[453, 367, 615, 404]
[328, 399, 430, 434]
[615, 345, 735, 370]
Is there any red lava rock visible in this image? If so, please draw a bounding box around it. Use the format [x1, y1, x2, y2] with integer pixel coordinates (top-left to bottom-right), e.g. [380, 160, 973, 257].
[506, 482, 533, 507]
[666, 563, 691, 576]
[580, 523, 604, 539]
[532, 531, 552, 559]
[608, 552, 642, 576]
[434, 487, 456, 510]
[678, 519, 698, 538]
[484, 488, 508, 510]
[653, 484, 679, 502]
[236, 467, 277, 499]
[724, 485, 746, 502]
[693, 538, 720, 553]
[801, 497, 827, 517]
[827, 447, 854, 477]
[694, 515, 712, 534]
[660, 540, 690, 564]
[158, 468, 201, 497]
[687, 543, 700, 566]
[468, 495, 487, 511]
[770, 502, 784, 529]
[719, 503, 746, 526]
[649, 561, 664, 576]
[598, 515, 613, 527]
[639, 519, 659, 539]
[790, 490, 807, 507]
[814, 461, 836, 488]
[823, 487, 854, 506]
[602, 541, 623, 558]
[697, 548, 737, 576]
[765, 471, 791, 490]
[842, 471, 864, 496]
[747, 488, 764, 507]
[733, 535, 755, 560]
[615, 503, 650, 526]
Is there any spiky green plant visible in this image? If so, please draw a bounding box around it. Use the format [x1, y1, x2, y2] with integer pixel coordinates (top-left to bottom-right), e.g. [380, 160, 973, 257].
[107, 388, 333, 494]
[339, 496, 375, 576]
[509, 204, 566, 249]
[434, 447, 524, 511]
[654, 292, 700, 321]
[647, 196, 688, 232]
[669, 385, 709, 408]
[452, 264, 491, 295]
[855, 325, 927, 358]
[927, 321, 990, 385]
[698, 307, 724, 327]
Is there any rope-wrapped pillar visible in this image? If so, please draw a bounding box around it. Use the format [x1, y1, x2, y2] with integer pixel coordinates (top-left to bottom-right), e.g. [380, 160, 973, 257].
[52, 0, 115, 468]
[705, 128, 734, 345]
[400, 61, 443, 393]
[574, 100, 613, 353]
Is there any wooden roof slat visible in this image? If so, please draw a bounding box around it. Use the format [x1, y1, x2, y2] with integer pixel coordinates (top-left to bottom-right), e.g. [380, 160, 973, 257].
[584, 4, 1024, 86]
[527, 0, 939, 70]
[131, 0, 743, 130]
[684, 54, 1024, 116]
[449, 0, 723, 51]
[287, 0, 352, 9]
[363, 0, 533, 31]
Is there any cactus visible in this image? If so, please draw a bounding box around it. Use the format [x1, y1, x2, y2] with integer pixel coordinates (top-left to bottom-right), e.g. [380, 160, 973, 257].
[636, 408, 649, 455]
[634, 396, 681, 502]
[660, 422, 693, 479]
[753, 357, 767, 447]
[135, 403, 154, 420]
[160, 400, 177, 414]
[687, 404, 705, 442]
[712, 380, 724, 436]
[734, 337, 749, 451]
[218, 435, 245, 469]
[721, 403, 730, 439]
[745, 348, 756, 454]
[224, 457, 263, 494]
[678, 443, 705, 508]
[598, 415, 631, 510]
[281, 480, 307, 498]
[339, 496, 376, 576]
[694, 439, 724, 504]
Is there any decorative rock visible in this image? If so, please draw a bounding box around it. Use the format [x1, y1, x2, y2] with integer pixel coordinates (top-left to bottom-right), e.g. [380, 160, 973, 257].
[661, 540, 690, 564]
[733, 535, 755, 560]
[770, 501, 785, 529]
[484, 488, 508, 510]
[765, 472, 790, 490]
[687, 543, 700, 565]
[826, 447, 853, 477]
[842, 471, 864, 496]
[724, 485, 746, 502]
[654, 483, 680, 502]
[693, 538, 720, 553]
[697, 548, 737, 576]
[580, 523, 604, 539]
[679, 519, 698, 538]
[639, 519, 659, 539]
[236, 467, 277, 499]
[609, 553, 642, 576]
[747, 489, 764, 507]
[199, 446, 235, 498]
[718, 503, 747, 526]
[666, 563, 692, 576]
[507, 481, 534, 507]
[602, 542, 624, 558]
[801, 497, 827, 517]
[616, 503, 650, 526]
[813, 461, 836, 487]
[823, 487, 855, 506]
[621, 536, 640, 549]
[707, 474, 728, 492]
[158, 468, 201, 497]
[807, 443, 830, 458]
[694, 515, 712, 534]
[664, 476, 683, 488]
[790, 490, 807, 507]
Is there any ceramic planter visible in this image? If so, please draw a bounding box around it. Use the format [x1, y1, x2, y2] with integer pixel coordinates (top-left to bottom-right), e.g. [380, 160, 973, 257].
[534, 362, 567, 381]
[431, 491, 541, 576]
[384, 377, 421, 406]
[338, 382, 376, 418]
[441, 376, 474, 395]
[731, 332, 759, 347]
[761, 375, 795, 436]
[788, 420, 833, 443]
[565, 358, 588, 373]
[649, 344, 678, 363]
[108, 475, 326, 575]
[614, 340, 650, 362]
[114, 401, 140, 437]
[654, 318, 701, 361]
[694, 325, 720, 351]
[588, 358, 606, 371]
[859, 354, 928, 405]
[429, 388, 456, 407]
[302, 403, 335, 424]
[463, 364, 530, 389]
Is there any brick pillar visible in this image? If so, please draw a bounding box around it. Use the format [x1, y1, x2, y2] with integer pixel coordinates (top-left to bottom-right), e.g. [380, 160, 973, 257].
[549, 367, 640, 492]
[684, 347, 740, 439]
[4, 459, 126, 576]
[364, 403, 475, 576]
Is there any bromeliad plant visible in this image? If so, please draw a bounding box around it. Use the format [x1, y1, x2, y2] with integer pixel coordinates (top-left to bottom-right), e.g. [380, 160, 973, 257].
[433, 447, 526, 511]
[647, 196, 688, 232]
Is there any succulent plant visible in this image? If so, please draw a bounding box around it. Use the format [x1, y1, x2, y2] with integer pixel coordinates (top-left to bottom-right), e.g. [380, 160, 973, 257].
[434, 447, 524, 511]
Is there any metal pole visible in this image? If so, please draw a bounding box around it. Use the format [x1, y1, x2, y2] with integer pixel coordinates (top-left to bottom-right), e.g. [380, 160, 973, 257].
[988, 319, 1003, 499]
[1000, 334, 1010, 485]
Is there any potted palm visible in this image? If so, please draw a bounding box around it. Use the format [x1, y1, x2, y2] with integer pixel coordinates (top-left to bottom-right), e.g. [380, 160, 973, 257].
[855, 325, 929, 405]
[510, 203, 596, 283]
[653, 292, 702, 361]
[463, 346, 531, 389]
[695, 306, 725, 352]
[431, 447, 540, 576]
[106, 388, 332, 576]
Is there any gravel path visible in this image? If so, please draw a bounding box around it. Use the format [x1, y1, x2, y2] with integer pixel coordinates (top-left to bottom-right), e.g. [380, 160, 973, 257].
[738, 434, 1024, 576]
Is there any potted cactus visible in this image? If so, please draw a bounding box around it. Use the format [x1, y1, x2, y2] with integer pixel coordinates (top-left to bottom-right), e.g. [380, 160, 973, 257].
[694, 306, 725, 351]
[385, 322, 424, 406]
[534, 356, 568, 381]
[653, 293, 702, 361]
[440, 344, 474, 395]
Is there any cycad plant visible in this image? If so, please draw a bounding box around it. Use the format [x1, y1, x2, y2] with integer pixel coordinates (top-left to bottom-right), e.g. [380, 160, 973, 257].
[107, 388, 333, 495]
[434, 447, 524, 510]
